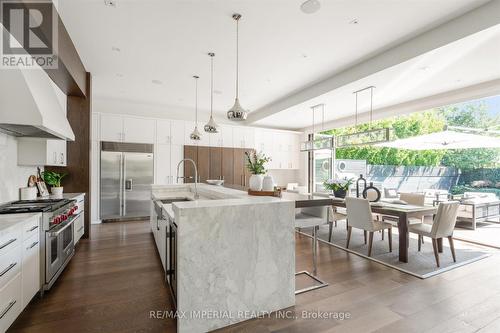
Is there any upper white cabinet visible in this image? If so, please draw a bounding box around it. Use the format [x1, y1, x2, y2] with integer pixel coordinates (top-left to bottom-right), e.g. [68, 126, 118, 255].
[100, 114, 123, 142]
[17, 138, 67, 166]
[233, 126, 255, 148]
[170, 120, 185, 146]
[184, 121, 209, 147]
[254, 129, 301, 170]
[220, 125, 233, 148]
[156, 120, 172, 144]
[100, 114, 155, 144]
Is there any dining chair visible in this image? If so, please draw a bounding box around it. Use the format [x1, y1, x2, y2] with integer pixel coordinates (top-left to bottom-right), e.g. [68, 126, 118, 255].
[408, 201, 460, 267]
[345, 197, 393, 257]
[381, 192, 426, 242]
[295, 206, 329, 294]
[312, 192, 347, 242]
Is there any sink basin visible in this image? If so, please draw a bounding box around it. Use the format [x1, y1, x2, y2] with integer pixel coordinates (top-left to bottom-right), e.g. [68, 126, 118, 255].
[160, 198, 192, 204]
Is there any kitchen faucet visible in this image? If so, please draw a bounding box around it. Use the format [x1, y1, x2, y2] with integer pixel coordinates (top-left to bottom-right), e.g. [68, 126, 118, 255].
[176, 158, 199, 199]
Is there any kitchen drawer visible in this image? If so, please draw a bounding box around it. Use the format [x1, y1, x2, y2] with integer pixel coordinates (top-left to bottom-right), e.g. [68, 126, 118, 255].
[74, 213, 84, 244]
[0, 245, 22, 291]
[23, 217, 40, 242]
[0, 228, 21, 258]
[0, 274, 22, 333]
[22, 235, 40, 307]
[74, 196, 85, 215]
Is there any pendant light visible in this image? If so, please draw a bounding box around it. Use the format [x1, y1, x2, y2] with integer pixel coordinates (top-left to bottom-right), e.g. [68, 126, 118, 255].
[336, 86, 391, 147]
[189, 75, 201, 140]
[300, 104, 334, 152]
[227, 13, 248, 121]
[204, 52, 219, 133]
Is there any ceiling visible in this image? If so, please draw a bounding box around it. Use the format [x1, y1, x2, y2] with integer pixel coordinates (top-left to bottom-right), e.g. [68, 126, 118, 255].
[58, 0, 494, 125]
[255, 25, 500, 129]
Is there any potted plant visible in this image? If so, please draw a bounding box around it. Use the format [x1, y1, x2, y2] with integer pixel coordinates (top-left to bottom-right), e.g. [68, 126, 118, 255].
[324, 178, 354, 198]
[42, 171, 67, 197]
[245, 151, 271, 191]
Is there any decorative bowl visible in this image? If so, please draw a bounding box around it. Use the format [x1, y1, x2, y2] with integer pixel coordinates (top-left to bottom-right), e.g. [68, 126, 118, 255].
[206, 179, 224, 186]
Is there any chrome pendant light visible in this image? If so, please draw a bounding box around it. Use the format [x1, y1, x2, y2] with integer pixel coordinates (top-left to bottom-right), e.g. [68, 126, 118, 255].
[204, 52, 219, 133]
[190, 75, 202, 140]
[227, 13, 248, 121]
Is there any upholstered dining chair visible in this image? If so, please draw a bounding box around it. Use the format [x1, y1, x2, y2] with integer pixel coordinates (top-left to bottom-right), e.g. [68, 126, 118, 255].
[312, 192, 347, 242]
[345, 197, 393, 257]
[408, 201, 460, 267]
[381, 192, 426, 242]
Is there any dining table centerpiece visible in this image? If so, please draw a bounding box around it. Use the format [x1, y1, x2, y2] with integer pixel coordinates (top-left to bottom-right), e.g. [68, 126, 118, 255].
[324, 178, 354, 198]
[245, 151, 271, 191]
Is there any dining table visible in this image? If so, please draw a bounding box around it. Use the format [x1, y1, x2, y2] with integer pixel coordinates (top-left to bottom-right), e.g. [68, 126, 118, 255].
[282, 192, 438, 263]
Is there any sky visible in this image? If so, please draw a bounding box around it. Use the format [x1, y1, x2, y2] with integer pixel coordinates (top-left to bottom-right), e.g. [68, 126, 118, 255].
[461, 95, 500, 119]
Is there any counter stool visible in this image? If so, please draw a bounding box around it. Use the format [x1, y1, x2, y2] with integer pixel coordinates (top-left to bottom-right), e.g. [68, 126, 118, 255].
[295, 206, 329, 294]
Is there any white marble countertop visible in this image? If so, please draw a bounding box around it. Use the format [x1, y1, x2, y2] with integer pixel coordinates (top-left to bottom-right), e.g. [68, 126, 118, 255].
[0, 213, 42, 235]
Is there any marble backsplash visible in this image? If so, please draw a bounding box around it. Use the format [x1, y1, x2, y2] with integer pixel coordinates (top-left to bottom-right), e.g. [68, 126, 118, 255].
[0, 133, 41, 203]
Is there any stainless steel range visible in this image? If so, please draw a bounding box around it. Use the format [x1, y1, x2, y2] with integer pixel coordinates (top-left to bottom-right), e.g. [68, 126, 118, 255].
[0, 198, 78, 294]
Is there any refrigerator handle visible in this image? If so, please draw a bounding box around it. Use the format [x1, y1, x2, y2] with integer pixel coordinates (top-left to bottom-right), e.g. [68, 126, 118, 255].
[119, 153, 124, 216]
[125, 179, 133, 191]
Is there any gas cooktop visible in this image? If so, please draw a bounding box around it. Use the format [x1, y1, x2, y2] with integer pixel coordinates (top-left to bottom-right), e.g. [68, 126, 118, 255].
[0, 198, 72, 214]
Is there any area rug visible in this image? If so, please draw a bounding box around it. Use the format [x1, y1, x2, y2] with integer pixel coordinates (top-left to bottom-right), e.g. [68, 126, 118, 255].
[299, 220, 493, 279]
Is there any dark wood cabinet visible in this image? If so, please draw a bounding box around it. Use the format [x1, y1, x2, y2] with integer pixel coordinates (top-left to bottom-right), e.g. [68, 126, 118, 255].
[222, 148, 234, 183]
[209, 147, 222, 180]
[184, 145, 254, 188]
[197, 146, 210, 183]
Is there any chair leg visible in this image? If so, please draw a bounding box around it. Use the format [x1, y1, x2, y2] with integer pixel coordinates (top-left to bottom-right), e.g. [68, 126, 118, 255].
[431, 238, 440, 267]
[335, 220, 337, 227]
[388, 228, 392, 252]
[328, 222, 333, 243]
[346, 220, 349, 230]
[367, 231, 374, 257]
[418, 235, 422, 252]
[346, 226, 352, 249]
[364, 230, 367, 244]
[448, 236, 457, 262]
[381, 229, 385, 240]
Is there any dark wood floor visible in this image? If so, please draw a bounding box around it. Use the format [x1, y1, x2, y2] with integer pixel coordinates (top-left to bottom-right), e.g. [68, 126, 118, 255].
[9, 221, 500, 333]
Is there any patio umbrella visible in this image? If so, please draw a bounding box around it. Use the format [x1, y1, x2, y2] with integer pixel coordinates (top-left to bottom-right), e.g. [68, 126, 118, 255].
[375, 130, 500, 150]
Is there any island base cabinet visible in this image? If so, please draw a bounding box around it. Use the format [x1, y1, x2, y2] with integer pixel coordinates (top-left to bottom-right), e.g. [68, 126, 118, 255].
[0, 274, 22, 333]
[22, 236, 40, 307]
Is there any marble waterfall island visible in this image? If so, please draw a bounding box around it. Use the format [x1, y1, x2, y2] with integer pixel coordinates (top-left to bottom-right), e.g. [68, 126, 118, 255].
[151, 184, 296, 333]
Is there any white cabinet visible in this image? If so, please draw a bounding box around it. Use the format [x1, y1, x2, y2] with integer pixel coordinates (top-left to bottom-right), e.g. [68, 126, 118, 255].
[220, 125, 233, 148]
[17, 138, 67, 166]
[0, 215, 40, 333]
[123, 117, 156, 144]
[170, 120, 185, 145]
[100, 114, 155, 143]
[209, 130, 223, 147]
[184, 121, 209, 147]
[100, 114, 123, 142]
[73, 194, 85, 244]
[254, 129, 301, 170]
[233, 126, 255, 148]
[155, 143, 184, 185]
[156, 120, 172, 144]
[158, 219, 168, 271]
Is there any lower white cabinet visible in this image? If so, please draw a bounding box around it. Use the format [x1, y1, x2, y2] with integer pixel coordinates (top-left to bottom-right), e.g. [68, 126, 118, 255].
[73, 213, 85, 245]
[0, 215, 40, 333]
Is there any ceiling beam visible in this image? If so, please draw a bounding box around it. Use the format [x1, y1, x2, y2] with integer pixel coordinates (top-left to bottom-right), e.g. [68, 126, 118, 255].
[247, 0, 500, 124]
[301, 78, 500, 133]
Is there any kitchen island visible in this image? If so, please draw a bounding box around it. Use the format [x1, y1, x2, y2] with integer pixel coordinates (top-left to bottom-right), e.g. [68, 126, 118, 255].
[151, 184, 296, 333]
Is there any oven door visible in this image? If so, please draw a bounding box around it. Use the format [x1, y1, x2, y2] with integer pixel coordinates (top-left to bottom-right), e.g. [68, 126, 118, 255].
[45, 218, 74, 284]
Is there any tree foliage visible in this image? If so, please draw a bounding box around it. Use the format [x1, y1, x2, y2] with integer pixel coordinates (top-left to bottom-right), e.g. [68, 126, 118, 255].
[323, 102, 500, 170]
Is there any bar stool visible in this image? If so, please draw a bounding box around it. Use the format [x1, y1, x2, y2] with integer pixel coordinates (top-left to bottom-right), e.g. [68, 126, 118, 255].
[295, 206, 329, 294]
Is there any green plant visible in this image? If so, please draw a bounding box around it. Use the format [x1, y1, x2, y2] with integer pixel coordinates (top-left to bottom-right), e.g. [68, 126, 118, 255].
[245, 151, 271, 175]
[323, 178, 354, 192]
[42, 171, 67, 187]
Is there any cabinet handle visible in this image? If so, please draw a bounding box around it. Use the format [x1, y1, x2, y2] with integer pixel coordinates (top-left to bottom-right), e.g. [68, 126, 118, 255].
[0, 238, 16, 250]
[0, 262, 17, 277]
[27, 241, 39, 250]
[27, 225, 38, 232]
[0, 300, 16, 320]
[78, 226, 84, 232]
[53, 152, 57, 164]
[60, 152, 64, 164]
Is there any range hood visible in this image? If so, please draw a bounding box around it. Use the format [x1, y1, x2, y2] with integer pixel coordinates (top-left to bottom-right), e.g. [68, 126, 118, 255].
[0, 66, 75, 141]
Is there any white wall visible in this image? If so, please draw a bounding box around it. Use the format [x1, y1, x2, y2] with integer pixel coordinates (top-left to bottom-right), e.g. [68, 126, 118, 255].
[0, 133, 41, 203]
[267, 169, 304, 188]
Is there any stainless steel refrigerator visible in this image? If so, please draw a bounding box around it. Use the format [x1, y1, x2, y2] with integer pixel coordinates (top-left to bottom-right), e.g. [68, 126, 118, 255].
[100, 142, 154, 221]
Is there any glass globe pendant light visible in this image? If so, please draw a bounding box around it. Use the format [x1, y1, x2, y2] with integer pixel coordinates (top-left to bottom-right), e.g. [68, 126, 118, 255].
[189, 75, 202, 140]
[204, 52, 219, 133]
[227, 13, 248, 121]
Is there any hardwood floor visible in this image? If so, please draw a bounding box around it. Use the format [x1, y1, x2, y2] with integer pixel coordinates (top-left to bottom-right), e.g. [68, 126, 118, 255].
[8, 221, 500, 333]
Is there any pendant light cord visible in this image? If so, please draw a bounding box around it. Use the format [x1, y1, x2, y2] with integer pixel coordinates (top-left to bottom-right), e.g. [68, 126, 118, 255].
[195, 76, 198, 126]
[369, 86, 374, 129]
[235, 17, 239, 99]
[210, 54, 214, 117]
[354, 92, 358, 128]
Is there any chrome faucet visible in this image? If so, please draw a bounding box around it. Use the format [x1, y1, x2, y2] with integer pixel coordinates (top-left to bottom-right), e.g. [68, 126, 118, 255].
[176, 158, 199, 199]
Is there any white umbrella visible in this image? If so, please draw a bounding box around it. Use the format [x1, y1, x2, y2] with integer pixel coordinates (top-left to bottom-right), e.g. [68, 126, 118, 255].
[375, 130, 500, 150]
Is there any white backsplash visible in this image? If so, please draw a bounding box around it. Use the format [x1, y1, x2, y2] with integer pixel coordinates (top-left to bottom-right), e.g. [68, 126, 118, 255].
[0, 133, 41, 203]
[266, 169, 304, 188]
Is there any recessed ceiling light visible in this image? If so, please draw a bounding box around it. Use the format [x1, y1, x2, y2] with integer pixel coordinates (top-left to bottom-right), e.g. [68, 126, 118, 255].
[104, 0, 116, 7]
[111, 46, 121, 52]
[349, 19, 359, 25]
[152, 79, 163, 85]
[300, 0, 321, 14]
[418, 66, 429, 71]
[301, 53, 308, 58]
[116, 73, 124, 77]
